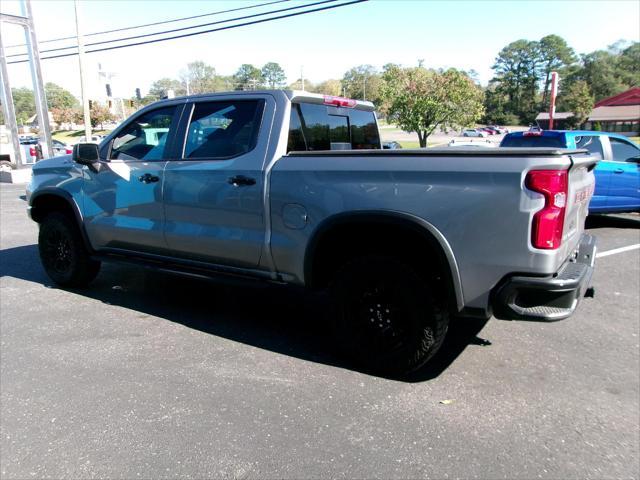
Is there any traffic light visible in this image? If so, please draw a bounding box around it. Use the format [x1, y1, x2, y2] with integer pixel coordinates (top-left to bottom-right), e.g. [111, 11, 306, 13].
[107, 100, 113, 108]
[128, 100, 134, 107]
[106, 83, 112, 97]
[88, 99, 93, 109]
[135, 88, 141, 100]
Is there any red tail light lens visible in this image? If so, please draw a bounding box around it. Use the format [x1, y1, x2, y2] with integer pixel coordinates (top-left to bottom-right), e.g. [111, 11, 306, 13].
[525, 169, 568, 249]
[65, 148, 73, 154]
[29, 146, 37, 157]
[323, 95, 357, 108]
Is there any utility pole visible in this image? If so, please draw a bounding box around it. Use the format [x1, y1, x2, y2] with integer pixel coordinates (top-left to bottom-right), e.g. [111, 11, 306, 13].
[548, 71, 559, 130]
[74, 0, 91, 142]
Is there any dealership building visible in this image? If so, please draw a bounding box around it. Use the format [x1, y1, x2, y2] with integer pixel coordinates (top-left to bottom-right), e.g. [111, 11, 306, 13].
[583, 87, 640, 136]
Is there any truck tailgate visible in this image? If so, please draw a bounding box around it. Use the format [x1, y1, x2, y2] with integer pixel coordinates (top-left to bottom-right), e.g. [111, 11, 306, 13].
[563, 153, 598, 253]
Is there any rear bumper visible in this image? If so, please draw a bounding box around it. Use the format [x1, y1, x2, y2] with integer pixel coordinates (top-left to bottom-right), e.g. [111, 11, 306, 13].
[493, 234, 596, 321]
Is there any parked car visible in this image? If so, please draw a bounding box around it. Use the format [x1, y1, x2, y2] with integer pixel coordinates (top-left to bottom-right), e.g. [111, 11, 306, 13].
[51, 139, 73, 156]
[1, 128, 41, 170]
[382, 141, 403, 149]
[479, 127, 497, 135]
[27, 91, 598, 376]
[78, 135, 104, 144]
[448, 139, 497, 148]
[489, 125, 510, 134]
[501, 129, 639, 213]
[462, 129, 487, 137]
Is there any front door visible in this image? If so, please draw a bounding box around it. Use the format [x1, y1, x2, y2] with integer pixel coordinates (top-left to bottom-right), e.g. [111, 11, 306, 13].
[82, 104, 182, 253]
[163, 97, 272, 268]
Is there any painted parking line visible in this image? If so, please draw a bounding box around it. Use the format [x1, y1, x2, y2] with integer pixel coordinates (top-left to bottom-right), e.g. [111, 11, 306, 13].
[596, 244, 640, 259]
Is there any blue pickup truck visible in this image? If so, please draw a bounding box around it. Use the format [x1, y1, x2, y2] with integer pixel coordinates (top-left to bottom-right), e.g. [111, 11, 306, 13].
[501, 130, 640, 213]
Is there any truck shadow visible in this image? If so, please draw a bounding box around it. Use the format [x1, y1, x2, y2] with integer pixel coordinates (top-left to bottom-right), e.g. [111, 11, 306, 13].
[0, 244, 490, 382]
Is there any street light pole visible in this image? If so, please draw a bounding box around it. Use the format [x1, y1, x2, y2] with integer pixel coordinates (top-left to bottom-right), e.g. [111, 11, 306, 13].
[74, 0, 91, 142]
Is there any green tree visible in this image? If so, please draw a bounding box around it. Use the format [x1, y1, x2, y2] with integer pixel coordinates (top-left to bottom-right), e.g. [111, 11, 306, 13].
[341, 65, 383, 104]
[181, 61, 220, 94]
[382, 66, 484, 147]
[491, 39, 540, 123]
[11, 88, 35, 124]
[233, 64, 264, 90]
[617, 42, 640, 87]
[90, 103, 115, 129]
[557, 80, 594, 129]
[537, 35, 576, 110]
[315, 79, 342, 96]
[51, 107, 82, 128]
[44, 82, 79, 110]
[261, 62, 286, 88]
[148, 78, 186, 100]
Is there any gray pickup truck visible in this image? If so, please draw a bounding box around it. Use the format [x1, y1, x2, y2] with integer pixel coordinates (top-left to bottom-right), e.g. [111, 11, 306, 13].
[27, 90, 597, 375]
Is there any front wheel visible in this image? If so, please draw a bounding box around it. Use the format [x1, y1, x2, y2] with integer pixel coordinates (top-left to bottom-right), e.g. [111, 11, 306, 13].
[329, 256, 449, 376]
[38, 212, 100, 287]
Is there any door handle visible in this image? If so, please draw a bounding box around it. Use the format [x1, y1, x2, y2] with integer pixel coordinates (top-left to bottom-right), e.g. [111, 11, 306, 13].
[138, 173, 160, 184]
[228, 175, 256, 187]
[614, 168, 624, 174]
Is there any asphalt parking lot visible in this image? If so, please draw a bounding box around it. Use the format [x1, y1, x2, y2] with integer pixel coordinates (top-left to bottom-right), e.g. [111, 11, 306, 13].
[1, 183, 638, 479]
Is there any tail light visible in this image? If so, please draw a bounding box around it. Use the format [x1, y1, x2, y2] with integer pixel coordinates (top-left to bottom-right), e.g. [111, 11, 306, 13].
[65, 148, 73, 154]
[323, 95, 356, 108]
[525, 169, 568, 249]
[29, 146, 37, 157]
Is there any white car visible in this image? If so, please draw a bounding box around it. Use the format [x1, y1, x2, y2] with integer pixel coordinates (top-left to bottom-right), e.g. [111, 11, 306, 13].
[462, 129, 487, 138]
[448, 139, 497, 148]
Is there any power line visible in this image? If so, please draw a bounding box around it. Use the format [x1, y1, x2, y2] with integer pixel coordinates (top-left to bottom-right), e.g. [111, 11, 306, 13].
[7, 0, 339, 58]
[7, 0, 367, 65]
[4, 0, 290, 48]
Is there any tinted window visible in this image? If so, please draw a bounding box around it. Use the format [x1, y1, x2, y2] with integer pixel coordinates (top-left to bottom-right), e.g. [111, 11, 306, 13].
[575, 135, 604, 159]
[287, 102, 380, 152]
[350, 109, 380, 149]
[287, 105, 307, 151]
[500, 134, 565, 148]
[184, 100, 263, 159]
[610, 137, 640, 162]
[110, 106, 177, 161]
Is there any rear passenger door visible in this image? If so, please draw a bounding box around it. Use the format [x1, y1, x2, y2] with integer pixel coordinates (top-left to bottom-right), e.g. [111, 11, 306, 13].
[162, 96, 274, 268]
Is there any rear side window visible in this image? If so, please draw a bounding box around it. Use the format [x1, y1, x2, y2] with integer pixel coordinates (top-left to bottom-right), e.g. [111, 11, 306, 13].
[575, 135, 604, 159]
[183, 100, 264, 159]
[500, 134, 565, 148]
[287, 102, 380, 152]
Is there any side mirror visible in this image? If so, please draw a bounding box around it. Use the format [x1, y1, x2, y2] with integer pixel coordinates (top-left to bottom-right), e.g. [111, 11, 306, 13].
[72, 143, 101, 172]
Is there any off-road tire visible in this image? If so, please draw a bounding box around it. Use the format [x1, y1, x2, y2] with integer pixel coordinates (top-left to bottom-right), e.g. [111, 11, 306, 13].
[38, 212, 100, 287]
[329, 255, 449, 376]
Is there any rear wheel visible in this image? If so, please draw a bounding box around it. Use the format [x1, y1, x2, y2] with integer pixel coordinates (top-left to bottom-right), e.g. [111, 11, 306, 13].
[329, 256, 449, 376]
[38, 212, 100, 287]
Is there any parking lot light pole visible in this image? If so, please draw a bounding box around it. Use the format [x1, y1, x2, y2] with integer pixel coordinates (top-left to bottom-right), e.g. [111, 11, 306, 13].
[20, 0, 52, 159]
[0, 28, 24, 167]
[74, 0, 92, 142]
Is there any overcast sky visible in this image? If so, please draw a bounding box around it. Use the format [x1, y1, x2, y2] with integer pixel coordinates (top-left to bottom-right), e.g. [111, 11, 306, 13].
[2, 0, 639, 100]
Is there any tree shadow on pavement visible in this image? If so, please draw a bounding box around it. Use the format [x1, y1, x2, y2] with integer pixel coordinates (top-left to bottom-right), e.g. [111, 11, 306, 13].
[0, 244, 492, 382]
[585, 214, 640, 230]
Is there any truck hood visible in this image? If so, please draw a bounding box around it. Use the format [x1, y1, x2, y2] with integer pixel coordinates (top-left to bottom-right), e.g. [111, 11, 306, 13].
[32, 154, 73, 171]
